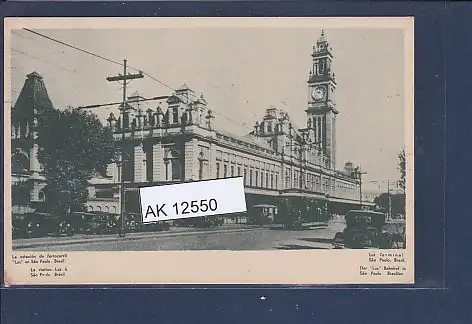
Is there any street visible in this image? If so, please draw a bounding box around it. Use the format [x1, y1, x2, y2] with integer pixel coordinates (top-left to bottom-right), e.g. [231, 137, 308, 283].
[13, 222, 347, 251]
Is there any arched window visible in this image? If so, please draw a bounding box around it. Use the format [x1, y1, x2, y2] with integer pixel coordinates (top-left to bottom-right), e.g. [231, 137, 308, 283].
[105, 206, 110, 212]
[97, 206, 102, 212]
[11, 152, 29, 173]
[172, 108, 179, 124]
[87, 206, 93, 211]
[165, 149, 182, 181]
[198, 151, 208, 180]
[123, 112, 130, 129]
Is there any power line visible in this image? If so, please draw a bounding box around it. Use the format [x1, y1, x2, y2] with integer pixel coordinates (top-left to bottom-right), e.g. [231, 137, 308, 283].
[77, 96, 169, 110]
[23, 28, 124, 67]
[11, 47, 76, 73]
[20, 28, 260, 134]
[22, 28, 175, 92]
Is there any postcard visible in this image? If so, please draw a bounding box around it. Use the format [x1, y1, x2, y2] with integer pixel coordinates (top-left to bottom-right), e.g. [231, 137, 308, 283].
[3, 17, 414, 284]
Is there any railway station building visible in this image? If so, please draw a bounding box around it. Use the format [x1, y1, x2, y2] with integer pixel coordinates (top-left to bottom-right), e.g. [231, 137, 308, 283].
[11, 31, 373, 223]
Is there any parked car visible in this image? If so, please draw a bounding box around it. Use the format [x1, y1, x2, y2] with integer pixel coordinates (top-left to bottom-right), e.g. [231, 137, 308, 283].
[12, 213, 27, 239]
[122, 212, 171, 233]
[189, 216, 224, 228]
[71, 211, 115, 235]
[22, 212, 74, 238]
[332, 210, 395, 249]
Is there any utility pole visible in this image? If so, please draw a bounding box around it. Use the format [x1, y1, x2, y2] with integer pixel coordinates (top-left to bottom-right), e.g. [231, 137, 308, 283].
[387, 180, 392, 221]
[354, 167, 367, 209]
[106, 59, 144, 237]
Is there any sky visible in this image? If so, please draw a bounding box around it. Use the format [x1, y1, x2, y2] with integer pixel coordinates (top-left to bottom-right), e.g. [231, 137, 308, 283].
[9, 27, 407, 192]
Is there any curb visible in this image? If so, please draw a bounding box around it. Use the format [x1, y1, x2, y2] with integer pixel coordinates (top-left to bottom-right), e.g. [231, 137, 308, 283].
[12, 227, 262, 250]
[269, 224, 328, 230]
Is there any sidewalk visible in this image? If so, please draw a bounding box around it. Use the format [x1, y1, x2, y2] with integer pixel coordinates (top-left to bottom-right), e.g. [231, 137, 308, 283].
[12, 224, 261, 250]
[269, 222, 328, 230]
[275, 223, 341, 250]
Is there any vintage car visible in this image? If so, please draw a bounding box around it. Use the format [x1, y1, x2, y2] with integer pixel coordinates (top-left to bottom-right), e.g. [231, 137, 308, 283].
[120, 212, 171, 232]
[281, 209, 304, 231]
[175, 216, 224, 228]
[21, 212, 74, 238]
[332, 210, 395, 249]
[71, 211, 116, 235]
[12, 213, 27, 239]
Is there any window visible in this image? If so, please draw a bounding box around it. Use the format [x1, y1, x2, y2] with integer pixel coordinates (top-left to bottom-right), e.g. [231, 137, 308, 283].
[165, 161, 169, 180]
[122, 146, 134, 182]
[322, 115, 327, 145]
[237, 167, 241, 176]
[123, 112, 130, 129]
[244, 169, 247, 184]
[266, 173, 269, 188]
[267, 122, 272, 133]
[199, 160, 204, 180]
[261, 172, 264, 188]
[146, 147, 153, 182]
[255, 171, 259, 187]
[250, 170, 253, 186]
[271, 174, 274, 189]
[171, 159, 181, 181]
[231, 165, 234, 177]
[172, 108, 179, 124]
[276, 174, 278, 189]
[224, 165, 228, 178]
[216, 163, 221, 178]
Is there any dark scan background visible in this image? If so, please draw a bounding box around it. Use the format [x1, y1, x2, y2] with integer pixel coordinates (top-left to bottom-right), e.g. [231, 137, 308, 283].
[1, 1, 470, 323]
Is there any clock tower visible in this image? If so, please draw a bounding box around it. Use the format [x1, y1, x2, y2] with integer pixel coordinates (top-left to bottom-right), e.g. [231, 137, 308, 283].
[306, 30, 338, 169]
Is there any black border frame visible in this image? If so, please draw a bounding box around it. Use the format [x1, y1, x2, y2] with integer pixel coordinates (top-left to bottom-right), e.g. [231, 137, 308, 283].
[3, 1, 469, 323]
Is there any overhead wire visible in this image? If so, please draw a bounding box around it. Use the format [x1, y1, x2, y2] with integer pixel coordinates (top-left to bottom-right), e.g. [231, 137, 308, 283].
[11, 47, 76, 73]
[20, 28, 268, 133]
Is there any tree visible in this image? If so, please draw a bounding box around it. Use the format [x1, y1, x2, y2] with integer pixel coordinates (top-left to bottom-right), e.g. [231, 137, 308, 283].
[398, 149, 406, 191]
[36, 108, 116, 215]
[373, 192, 405, 216]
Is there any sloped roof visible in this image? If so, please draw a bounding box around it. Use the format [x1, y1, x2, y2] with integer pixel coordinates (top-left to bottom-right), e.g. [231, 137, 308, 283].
[216, 128, 274, 151]
[12, 71, 54, 119]
[177, 83, 190, 91]
[126, 92, 154, 113]
[317, 30, 326, 43]
[242, 133, 274, 151]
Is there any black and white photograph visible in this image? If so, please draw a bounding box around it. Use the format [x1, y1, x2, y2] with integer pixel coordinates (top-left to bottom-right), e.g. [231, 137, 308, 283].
[4, 18, 414, 284]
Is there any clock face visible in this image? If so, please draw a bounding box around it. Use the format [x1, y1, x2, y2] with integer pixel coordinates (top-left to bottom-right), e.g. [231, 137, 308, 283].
[311, 86, 326, 101]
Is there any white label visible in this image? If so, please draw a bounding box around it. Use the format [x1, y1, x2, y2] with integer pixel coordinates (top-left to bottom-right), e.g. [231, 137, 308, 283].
[139, 177, 247, 223]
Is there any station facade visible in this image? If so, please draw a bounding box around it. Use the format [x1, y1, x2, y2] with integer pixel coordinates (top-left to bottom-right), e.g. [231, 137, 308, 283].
[11, 31, 372, 222]
[88, 31, 367, 222]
